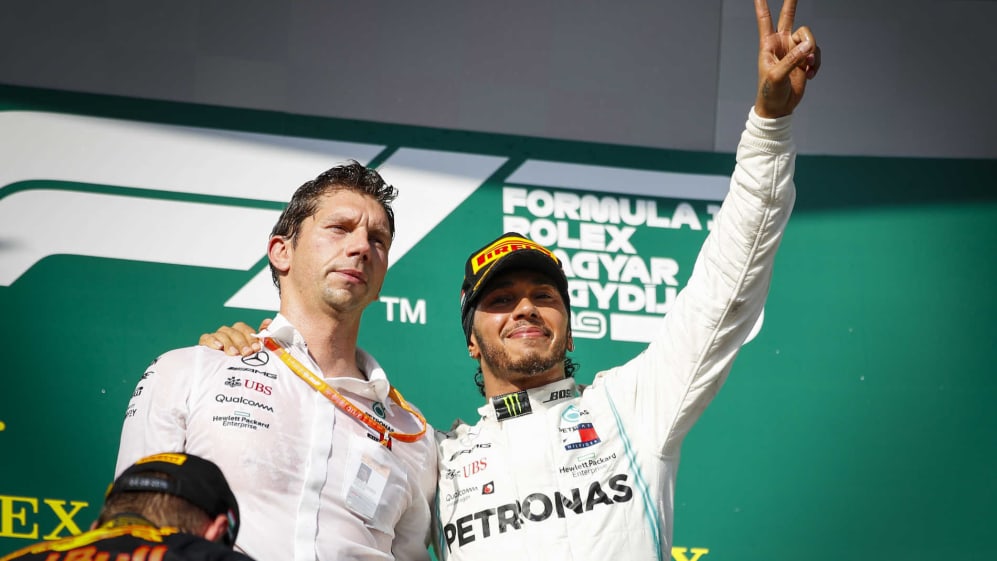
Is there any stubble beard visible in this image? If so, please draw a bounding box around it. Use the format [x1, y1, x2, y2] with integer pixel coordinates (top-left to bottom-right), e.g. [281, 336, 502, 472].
[319, 270, 380, 315]
[321, 285, 370, 314]
[474, 326, 568, 380]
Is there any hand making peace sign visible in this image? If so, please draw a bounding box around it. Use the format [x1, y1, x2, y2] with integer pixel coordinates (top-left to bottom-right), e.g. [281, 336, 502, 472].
[754, 0, 821, 118]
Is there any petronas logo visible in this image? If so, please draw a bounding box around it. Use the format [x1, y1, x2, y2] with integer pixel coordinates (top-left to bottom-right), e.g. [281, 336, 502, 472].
[492, 390, 532, 420]
[372, 401, 387, 419]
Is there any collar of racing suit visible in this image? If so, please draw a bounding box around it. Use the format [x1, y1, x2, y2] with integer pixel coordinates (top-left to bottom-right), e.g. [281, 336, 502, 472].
[479, 377, 580, 422]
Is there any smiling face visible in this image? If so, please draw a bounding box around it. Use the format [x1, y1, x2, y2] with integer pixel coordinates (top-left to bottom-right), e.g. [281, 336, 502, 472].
[469, 269, 574, 397]
[269, 189, 391, 318]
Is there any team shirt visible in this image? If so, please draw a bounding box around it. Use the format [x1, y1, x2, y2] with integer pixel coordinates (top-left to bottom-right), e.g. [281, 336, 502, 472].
[117, 315, 437, 561]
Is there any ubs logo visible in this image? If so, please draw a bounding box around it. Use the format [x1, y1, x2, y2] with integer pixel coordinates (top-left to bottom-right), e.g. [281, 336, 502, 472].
[446, 458, 488, 479]
[461, 458, 488, 478]
[225, 376, 273, 395]
[242, 351, 269, 367]
[245, 380, 273, 395]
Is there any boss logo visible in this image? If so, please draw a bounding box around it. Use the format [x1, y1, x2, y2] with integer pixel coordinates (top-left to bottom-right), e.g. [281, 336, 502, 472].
[543, 389, 573, 403]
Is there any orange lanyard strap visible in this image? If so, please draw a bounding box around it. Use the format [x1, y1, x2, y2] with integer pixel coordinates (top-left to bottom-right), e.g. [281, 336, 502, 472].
[262, 337, 427, 447]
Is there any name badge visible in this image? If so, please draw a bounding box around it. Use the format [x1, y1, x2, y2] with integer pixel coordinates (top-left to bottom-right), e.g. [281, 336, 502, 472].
[344, 443, 389, 521]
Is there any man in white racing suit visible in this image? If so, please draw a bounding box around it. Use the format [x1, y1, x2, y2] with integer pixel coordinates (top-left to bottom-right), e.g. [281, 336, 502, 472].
[436, 2, 820, 559]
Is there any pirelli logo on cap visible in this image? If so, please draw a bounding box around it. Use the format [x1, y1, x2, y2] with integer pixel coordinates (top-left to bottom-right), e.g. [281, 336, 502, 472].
[471, 236, 557, 274]
[136, 453, 188, 466]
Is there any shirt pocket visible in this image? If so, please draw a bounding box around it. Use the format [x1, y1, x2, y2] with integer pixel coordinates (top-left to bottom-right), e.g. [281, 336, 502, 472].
[342, 433, 412, 534]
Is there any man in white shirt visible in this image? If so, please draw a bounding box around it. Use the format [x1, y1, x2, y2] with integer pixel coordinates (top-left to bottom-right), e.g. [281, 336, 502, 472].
[116, 163, 437, 561]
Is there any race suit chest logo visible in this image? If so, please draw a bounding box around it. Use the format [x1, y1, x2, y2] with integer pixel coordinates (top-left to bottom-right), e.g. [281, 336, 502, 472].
[559, 452, 618, 478]
[448, 442, 491, 462]
[442, 473, 633, 553]
[560, 405, 600, 450]
[561, 422, 600, 450]
[491, 391, 532, 420]
[445, 457, 489, 480]
[444, 485, 482, 506]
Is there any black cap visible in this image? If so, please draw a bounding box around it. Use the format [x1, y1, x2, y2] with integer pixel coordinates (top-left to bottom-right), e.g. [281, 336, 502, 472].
[460, 232, 570, 342]
[109, 453, 240, 547]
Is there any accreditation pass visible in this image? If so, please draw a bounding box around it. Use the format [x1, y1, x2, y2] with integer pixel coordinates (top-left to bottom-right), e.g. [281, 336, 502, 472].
[345, 446, 390, 520]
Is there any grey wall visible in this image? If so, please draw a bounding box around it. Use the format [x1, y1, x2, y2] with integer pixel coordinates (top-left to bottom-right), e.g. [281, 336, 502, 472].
[1, 0, 995, 158]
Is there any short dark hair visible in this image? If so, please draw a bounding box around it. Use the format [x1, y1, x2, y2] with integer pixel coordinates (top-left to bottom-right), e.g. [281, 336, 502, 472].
[95, 473, 211, 535]
[472, 357, 579, 396]
[269, 161, 398, 289]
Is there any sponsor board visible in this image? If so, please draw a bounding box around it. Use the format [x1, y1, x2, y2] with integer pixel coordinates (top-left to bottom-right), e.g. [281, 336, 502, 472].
[4, 85, 995, 561]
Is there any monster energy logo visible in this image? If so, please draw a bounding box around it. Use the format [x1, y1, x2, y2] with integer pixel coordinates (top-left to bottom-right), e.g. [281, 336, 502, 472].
[492, 390, 532, 420]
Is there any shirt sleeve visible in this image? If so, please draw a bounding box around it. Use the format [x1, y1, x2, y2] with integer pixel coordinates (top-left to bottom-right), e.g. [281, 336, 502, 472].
[114, 346, 202, 476]
[593, 107, 798, 456]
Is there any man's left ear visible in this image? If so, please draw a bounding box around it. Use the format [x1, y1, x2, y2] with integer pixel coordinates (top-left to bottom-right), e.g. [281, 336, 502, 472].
[467, 329, 482, 359]
[203, 514, 230, 544]
[268, 235, 292, 274]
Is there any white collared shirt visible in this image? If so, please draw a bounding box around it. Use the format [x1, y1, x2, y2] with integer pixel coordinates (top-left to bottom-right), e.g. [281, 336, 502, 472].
[116, 314, 437, 561]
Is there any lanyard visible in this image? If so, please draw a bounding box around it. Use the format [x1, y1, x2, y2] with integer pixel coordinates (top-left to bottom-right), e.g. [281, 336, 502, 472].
[262, 337, 427, 449]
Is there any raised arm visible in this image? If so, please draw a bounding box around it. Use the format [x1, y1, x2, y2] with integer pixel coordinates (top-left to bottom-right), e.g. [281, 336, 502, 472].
[595, 0, 821, 453]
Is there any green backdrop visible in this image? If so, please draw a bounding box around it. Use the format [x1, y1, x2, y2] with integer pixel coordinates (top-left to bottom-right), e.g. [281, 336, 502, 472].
[1, 85, 995, 560]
